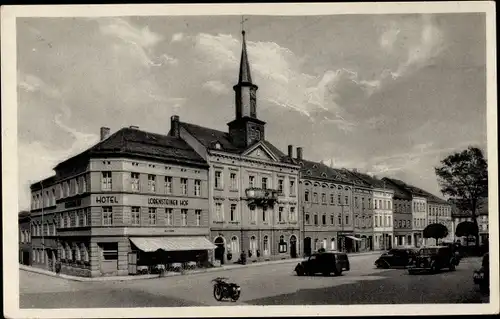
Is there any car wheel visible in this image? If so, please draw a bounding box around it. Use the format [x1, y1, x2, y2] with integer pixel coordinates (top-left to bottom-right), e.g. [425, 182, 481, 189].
[334, 268, 343, 276]
[430, 261, 439, 274]
[449, 262, 456, 271]
[296, 269, 304, 276]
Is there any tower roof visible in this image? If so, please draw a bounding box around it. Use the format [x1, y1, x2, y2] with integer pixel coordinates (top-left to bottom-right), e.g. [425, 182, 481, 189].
[238, 31, 253, 84]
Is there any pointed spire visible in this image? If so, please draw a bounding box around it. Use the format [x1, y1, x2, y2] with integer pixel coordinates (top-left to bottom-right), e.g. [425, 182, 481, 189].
[238, 30, 253, 84]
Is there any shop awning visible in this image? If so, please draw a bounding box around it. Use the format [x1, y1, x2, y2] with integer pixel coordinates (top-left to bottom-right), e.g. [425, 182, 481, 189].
[345, 235, 362, 242]
[130, 237, 217, 253]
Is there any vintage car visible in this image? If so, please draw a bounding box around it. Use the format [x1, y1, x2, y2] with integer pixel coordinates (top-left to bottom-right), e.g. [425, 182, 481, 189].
[407, 246, 459, 274]
[295, 251, 350, 276]
[473, 252, 489, 292]
[374, 247, 420, 269]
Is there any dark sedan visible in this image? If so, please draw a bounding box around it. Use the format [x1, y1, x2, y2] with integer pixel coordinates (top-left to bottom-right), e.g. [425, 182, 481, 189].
[375, 247, 420, 269]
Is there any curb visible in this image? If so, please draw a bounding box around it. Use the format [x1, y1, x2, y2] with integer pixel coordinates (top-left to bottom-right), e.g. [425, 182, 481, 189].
[20, 251, 380, 282]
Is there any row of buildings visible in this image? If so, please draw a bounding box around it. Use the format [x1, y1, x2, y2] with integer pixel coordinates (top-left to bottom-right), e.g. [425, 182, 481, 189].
[19, 30, 487, 277]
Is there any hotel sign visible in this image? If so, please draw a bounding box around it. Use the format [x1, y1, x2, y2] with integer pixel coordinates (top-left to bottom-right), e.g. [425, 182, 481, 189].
[148, 197, 189, 206]
[95, 196, 119, 204]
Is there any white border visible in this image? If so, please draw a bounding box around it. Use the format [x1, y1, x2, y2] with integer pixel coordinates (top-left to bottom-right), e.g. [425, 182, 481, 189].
[1, 2, 498, 318]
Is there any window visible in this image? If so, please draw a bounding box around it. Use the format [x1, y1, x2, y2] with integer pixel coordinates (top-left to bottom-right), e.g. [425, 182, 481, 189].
[338, 215, 342, 225]
[355, 197, 359, 208]
[194, 180, 201, 196]
[230, 173, 237, 190]
[148, 174, 156, 192]
[131, 173, 140, 191]
[402, 220, 406, 227]
[65, 182, 70, 197]
[368, 198, 372, 209]
[331, 214, 334, 225]
[261, 177, 268, 190]
[279, 235, 287, 253]
[249, 175, 255, 188]
[195, 210, 201, 226]
[75, 210, 80, 227]
[330, 193, 334, 204]
[101, 243, 118, 261]
[289, 206, 296, 222]
[230, 236, 239, 254]
[131, 207, 140, 225]
[278, 207, 284, 222]
[345, 196, 349, 205]
[355, 215, 359, 227]
[250, 236, 257, 256]
[338, 194, 341, 205]
[321, 193, 326, 204]
[262, 208, 267, 222]
[103, 207, 113, 225]
[215, 171, 223, 189]
[278, 179, 284, 194]
[375, 215, 378, 227]
[181, 209, 188, 226]
[81, 243, 89, 262]
[180, 178, 188, 195]
[313, 192, 318, 203]
[305, 214, 310, 224]
[345, 215, 349, 224]
[305, 190, 310, 202]
[66, 212, 70, 228]
[164, 176, 172, 194]
[230, 204, 237, 222]
[101, 172, 112, 190]
[52, 189, 56, 205]
[314, 214, 318, 225]
[148, 208, 157, 225]
[331, 238, 336, 250]
[263, 235, 269, 255]
[216, 203, 223, 221]
[166, 208, 173, 226]
[322, 214, 326, 225]
[362, 198, 365, 210]
[374, 200, 378, 209]
[289, 178, 295, 195]
[250, 206, 256, 223]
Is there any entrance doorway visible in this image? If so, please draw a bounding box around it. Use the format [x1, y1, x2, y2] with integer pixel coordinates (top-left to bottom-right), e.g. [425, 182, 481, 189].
[303, 237, 312, 257]
[290, 235, 297, 258]
[214, 237, 225, 265]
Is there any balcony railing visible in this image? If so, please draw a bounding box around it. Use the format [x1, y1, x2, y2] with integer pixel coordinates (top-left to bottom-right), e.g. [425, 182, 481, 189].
[245, 188, 279, 209]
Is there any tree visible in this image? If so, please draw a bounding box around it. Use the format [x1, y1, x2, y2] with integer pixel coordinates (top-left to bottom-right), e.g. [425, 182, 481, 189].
[455, 221, 479, 243]
[435, 146, 488, 248]
[423, 223, 449, 245]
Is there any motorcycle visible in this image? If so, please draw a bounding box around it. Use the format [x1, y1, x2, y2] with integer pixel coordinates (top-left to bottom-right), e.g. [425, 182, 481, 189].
[212, 277, 241, 302]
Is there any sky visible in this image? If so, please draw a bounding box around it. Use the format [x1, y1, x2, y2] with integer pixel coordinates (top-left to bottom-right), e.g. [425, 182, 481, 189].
[16, 13, 487, 210]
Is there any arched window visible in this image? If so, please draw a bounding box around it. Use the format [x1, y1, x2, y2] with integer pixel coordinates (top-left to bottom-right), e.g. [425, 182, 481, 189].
[250, 236, 257, 256]
[230, 236, 239, 254]
[314, 238, 320, 250]
[263, 235, 269, 255]
[61, 243, 66, 260]
[278, 235, 287, 253]
[322, 238, 327, 249]
[331, 238, 336, 250]
[304, 190, 310, 202]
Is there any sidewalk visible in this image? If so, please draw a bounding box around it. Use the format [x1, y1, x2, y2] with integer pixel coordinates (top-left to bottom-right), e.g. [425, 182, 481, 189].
[20, 250, 380, 282]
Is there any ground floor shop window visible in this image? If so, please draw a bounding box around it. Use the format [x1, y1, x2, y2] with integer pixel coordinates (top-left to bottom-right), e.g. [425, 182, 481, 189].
[278, 235, 287, 253]
[263, 236, 269, 255]
[101, 243, 118, 260]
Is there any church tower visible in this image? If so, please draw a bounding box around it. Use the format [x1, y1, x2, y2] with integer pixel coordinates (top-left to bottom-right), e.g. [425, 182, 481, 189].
[228, 30, 266, 148]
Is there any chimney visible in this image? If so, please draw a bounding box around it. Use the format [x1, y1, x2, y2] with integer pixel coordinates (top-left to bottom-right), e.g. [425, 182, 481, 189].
[288, 145, 293, 158]
[100, 127, 110, 141]
[296, 147, 303, 160]
[170, 115, 180, 138]
[129, 125, 139, 130]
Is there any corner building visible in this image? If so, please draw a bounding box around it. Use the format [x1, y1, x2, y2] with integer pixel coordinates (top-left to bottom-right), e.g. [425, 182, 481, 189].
[30, 127, 213, 277]
[176, 31, 300, 264]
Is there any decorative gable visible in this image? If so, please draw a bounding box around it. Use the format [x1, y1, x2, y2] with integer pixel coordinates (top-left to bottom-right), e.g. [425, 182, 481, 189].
[241, 141, 280, 162]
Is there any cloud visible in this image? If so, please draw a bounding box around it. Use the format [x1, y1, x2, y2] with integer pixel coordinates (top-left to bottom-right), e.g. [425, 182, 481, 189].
[17, 72, 61, 99]
[171, 32, 184, 42]
[203, 80, 230, 95]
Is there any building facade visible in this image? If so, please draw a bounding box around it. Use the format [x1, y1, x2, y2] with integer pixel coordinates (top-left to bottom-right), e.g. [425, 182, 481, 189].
[451, 197, 488, 246]
[411, 195, 427, 247]
[350, 172, 394, 251]
[426, 196, 453, 245]
[383, 178, 413, 247]
[19, 211, 32, 266]
[177, 31, 300, 264]
[29, 127, 215, 277]
[298, 158, 356, 255]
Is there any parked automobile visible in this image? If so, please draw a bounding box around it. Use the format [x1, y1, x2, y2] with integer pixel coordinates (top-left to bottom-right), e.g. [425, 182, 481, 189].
[375, 247, 420, 269]
[473, 252, 489, 292]
[295, 251, 350, 276]
[407, 246, 459, 274]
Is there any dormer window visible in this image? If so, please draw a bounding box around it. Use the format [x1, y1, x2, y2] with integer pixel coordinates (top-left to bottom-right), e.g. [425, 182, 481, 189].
[215, 142, 221, 150]
[321, 173, 327, 178]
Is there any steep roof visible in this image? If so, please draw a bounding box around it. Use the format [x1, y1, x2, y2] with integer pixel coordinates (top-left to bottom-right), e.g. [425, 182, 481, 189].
[55, 127, 208, 170]
[341, 170, 377, 189]
[349, 171, 393, 190]
[296, 159, 353, 184]
[381, 178, 413, 200]
[238, 31, 253, 84]
[30, 175, 57, 190]
[179, 121, 296, 165]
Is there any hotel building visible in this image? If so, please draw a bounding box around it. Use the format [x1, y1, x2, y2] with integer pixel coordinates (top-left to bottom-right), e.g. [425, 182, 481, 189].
[29, 127, 214, 277]
[175, 31, 300, 264]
